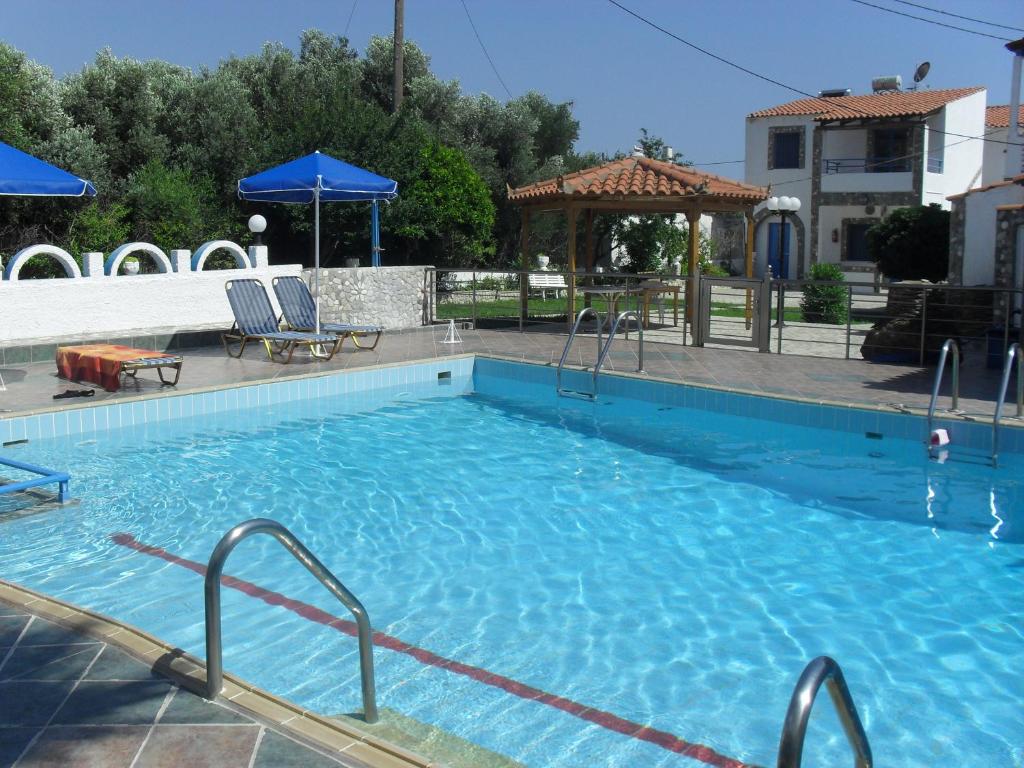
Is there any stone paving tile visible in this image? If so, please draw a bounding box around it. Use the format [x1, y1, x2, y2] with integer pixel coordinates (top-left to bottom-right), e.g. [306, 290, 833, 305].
[0, 616, 29, 646]
[0, 644, 102, 682]
[0, 726, 39, 765]
[84, 647, 163, 682]
[252, 730, 347, 768]
[157, 689, 251, 725]
[16, 724, 150, 767]
[51, 681, 174, 726]
[20, 619, 99, 648]
[0, 681, 75, 726]
[133, 724, 260, 768]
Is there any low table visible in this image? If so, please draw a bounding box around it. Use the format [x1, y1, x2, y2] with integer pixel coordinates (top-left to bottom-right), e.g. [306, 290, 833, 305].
[56, 344, 183, 392]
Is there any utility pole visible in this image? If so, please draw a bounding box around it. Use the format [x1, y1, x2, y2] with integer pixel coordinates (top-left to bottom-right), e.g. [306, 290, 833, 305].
[393, 0, 404, 112]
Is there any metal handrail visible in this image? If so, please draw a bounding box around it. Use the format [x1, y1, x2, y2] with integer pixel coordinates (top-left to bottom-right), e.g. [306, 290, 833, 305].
[556, 307, 603, 398]
[204, 518, 378, 723]
[595, 310, 644, 380]
[777, 656, 872, 768]
[926, 339, 959, 444]
[992, 343, 1022, 467]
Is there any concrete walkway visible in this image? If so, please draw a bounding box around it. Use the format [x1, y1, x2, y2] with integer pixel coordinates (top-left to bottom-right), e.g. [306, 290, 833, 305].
[0, 325, 1017, 422]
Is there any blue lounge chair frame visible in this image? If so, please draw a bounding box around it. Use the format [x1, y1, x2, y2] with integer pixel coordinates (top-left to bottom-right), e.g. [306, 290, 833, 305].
[272, 275, 383, 351]
[223, 279, 342, 363]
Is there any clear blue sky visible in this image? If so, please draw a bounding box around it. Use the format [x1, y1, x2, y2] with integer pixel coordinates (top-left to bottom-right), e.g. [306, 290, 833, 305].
[2, 0, 1021, 175]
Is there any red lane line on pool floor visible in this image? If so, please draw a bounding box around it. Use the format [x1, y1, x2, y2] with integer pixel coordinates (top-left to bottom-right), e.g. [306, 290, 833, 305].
[111, 532, 754, 768]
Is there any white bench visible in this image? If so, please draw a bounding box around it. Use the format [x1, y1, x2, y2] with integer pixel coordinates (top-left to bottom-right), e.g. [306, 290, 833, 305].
[528, 272, 568, 299]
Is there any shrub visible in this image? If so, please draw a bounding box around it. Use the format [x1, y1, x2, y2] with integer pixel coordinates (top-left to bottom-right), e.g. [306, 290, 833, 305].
[866, 204, 949, 281]
[801, 263, 847, 324]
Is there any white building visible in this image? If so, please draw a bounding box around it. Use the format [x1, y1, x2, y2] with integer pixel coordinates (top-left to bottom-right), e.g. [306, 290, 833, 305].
[983, 105, 1024, 184]
[744, 86, 986, 282]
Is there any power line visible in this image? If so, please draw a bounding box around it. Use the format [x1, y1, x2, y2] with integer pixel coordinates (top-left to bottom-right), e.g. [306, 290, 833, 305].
[344, 0, 358, 38]
[847, 0, 1012, 41]
[459, 0, 513, 99]
[607, 0, 1022, 148]
[890, 0, 1024, 33]
[606, 0, 810, 97]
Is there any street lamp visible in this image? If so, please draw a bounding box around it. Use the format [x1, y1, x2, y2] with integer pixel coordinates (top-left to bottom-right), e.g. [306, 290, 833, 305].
[765, 195, 800, 328]
[248, 214, 267, 246]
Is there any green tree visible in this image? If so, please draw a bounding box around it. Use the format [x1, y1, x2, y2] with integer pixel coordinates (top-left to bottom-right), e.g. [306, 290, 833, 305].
[866, 204, 950, 281]
[126, 160, 231, 257]
[394, 141, 495, 265]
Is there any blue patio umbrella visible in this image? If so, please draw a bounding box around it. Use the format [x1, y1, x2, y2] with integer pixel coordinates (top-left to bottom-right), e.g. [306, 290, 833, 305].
[237, 151, 398, 332]
[0, 140, 97, 197]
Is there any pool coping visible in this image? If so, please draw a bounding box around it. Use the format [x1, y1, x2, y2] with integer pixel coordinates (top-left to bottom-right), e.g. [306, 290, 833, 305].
[0, 579, 438, 768]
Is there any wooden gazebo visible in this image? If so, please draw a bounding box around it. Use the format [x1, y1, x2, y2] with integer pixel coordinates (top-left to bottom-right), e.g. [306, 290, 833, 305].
[508, 155, 768, 317]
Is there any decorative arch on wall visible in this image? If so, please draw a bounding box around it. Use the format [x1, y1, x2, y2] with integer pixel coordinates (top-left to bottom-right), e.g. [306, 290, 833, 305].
[105, 243, 172, 276]
[754, 208, 807, 279]
[4, 245, 83, 280]
[191, 240, 249, 271]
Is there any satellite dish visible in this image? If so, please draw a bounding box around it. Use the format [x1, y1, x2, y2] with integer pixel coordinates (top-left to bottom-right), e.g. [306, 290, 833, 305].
[913, 61, 931, 84]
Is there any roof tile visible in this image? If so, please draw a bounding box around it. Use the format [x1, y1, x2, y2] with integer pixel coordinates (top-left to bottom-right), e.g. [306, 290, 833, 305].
[986, 105, 1024, 128]
[748, 87, 984, 121]
[509, 157, 767, 204]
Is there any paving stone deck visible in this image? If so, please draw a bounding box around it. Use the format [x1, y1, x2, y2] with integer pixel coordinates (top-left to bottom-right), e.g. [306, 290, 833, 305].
[0, 325, 1016, 422]
[0, 605, 352, 768]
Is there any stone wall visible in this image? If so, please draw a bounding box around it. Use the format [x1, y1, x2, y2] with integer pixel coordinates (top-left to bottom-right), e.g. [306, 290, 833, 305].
[301, 266, 430, 329]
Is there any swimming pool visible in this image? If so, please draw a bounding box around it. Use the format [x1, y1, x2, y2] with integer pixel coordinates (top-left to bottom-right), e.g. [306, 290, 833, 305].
[0, 358, 1021, 767]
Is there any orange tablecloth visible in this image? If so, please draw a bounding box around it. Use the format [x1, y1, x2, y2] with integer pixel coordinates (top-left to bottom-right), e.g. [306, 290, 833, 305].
[56, 344, 166, 392]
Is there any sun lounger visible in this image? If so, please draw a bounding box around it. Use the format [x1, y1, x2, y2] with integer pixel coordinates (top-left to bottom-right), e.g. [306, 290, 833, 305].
[223, 279, 342, 363]
[272, 275, 383, 351]
[56, 344, 183, 391]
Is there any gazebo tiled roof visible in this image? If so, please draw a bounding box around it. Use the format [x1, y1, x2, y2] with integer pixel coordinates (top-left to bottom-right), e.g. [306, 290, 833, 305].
[508, 156, 767, 207]
[747, 86, 984, 122]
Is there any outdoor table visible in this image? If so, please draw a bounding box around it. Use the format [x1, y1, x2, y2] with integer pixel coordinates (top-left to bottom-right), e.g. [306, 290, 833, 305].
[580, 285, 632, 326]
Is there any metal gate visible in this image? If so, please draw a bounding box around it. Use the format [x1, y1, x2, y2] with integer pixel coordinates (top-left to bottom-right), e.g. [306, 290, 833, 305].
[697, 276, 771, 352]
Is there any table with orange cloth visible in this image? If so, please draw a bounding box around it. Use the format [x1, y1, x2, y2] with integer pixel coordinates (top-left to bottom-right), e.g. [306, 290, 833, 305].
[56, 344, 183, 392]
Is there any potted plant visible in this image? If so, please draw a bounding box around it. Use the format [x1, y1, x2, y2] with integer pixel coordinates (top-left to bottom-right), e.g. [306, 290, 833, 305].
[123, 257, 140, 275]
[536, 254, 550, 270]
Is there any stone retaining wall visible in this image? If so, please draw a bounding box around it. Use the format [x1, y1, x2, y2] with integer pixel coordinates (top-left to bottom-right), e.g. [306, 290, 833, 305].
[301, 266, 430, 329]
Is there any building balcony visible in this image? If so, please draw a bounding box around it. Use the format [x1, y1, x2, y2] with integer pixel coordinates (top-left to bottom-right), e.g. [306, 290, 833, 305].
[820, 158, 915, 194]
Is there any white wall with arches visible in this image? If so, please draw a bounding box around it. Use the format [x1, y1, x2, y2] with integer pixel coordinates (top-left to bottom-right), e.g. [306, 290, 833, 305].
[0, 242, 302, 344]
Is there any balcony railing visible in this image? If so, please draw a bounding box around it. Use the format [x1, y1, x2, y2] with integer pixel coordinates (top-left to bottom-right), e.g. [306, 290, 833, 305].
[823, 157, 912, 174]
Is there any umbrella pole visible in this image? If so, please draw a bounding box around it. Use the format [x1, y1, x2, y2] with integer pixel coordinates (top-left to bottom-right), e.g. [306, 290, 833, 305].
[371, 200, 379, 267]
[314, 182, 321, 334]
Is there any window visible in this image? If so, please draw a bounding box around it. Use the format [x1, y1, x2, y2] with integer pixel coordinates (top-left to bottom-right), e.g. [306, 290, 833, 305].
[870, 128, 911, 173]
[768, 127, 804, 170]
[845, 222, 872, 262]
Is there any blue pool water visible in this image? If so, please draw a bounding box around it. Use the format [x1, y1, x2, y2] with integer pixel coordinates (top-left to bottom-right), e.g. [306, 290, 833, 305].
[0, 361, 1021, 767]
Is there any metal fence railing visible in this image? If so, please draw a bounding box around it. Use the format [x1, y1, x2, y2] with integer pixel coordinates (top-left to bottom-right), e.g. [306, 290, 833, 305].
[423, 268, 1024, 365]
[424, 267, 692, 340]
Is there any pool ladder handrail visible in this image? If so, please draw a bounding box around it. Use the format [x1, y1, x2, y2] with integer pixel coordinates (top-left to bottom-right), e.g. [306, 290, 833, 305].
[926, 339, 959, 445]
[595, 310, 644, 380]
[556, 307, 603, 399]
[992, 342, 1022, 467]
[777, 656, 873, 768]
[203, 518, 378, 723]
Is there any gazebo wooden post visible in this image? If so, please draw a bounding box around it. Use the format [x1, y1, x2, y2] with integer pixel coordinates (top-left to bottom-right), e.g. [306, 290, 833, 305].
[744, 211, 755, 329]
[566, 204, 577, 325]
[685, 209, 701, 324]
[519, 208, 531, 330]
[583, 208, 594, 308]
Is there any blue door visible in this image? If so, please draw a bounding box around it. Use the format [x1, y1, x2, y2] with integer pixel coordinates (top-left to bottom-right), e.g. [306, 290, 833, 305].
[767, 222, 790, 279]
